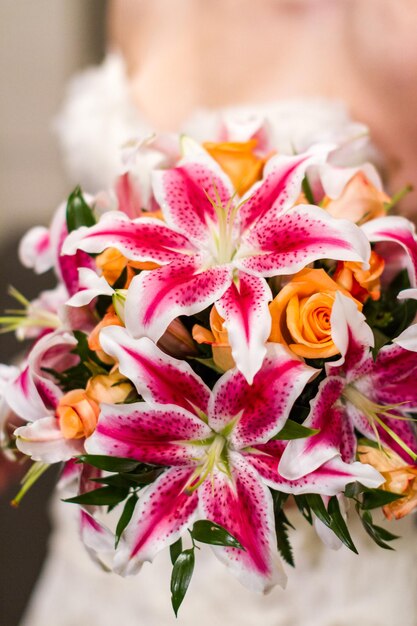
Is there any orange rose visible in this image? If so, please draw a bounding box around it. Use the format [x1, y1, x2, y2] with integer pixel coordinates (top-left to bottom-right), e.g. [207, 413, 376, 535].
[323, 172, 390, 224]
[57, 389, 100, 439]
[192, 306, 235, 372]
[203, 139, 269, 195]
[358, 445, 417, 520]
[86, 370, 133, 405]
[269, 268, 361, 359]
[333, 250, 385, 303]
[96, 247, 158, 287]
[88, 306, 124, 364]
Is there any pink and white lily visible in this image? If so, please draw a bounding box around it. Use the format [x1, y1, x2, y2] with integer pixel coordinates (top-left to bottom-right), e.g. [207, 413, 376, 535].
[64, 141, 370, 382]
[85, 326, 381, 591]
[280, 293, 417, 481]
[7, 331, 84, 463]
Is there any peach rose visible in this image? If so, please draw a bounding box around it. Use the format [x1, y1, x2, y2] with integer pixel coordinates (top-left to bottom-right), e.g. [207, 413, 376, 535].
[323, 172, 390, 224]
[358, 444, 417, 520]
[57, 389, 100, 440]
[333, 250, 385, 303]
[192, 306, 235, 372]
[269, 268, 361, 359]
[203, 139, 269, 196]
[86, 369, 133, 405]
[88, 305, 124, 364]
[96, 247, 158, 287]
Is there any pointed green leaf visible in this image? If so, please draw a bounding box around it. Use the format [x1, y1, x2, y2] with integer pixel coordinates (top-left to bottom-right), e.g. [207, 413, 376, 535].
[170, 549, 195, 616]
[272, 420, 320, 441]
[64, 486, 129, 506]
[170, 538, 183, 565]
[294, 495, 313, 524]
[66, 186, 96, 232]
[115, 493, 138, 547]
[77, 455, 142, 473]
[275, 509, 295, 567]
[359, 509, 397, 550]
[305, 494, 332, 526]
[328, 496, 358, 554]
[361, 488, 404, 510]
[191, 520, 244, 549]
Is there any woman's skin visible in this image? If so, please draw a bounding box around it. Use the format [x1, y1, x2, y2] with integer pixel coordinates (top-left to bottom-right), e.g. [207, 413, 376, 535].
[109, 0, 417, 216]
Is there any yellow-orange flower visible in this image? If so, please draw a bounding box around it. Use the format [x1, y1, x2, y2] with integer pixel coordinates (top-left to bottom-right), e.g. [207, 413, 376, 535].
[86, 370, 133, 405]
[192, 306, 234, 372]
[203, 139, 269, 196]
[57, 389, 100, 440]
[333, 250, 385, 303]
[96, 247, 158, 287]
[358, 445, 417, 520]
[322, 172, 390, 225]
[269, 268, 361, 359]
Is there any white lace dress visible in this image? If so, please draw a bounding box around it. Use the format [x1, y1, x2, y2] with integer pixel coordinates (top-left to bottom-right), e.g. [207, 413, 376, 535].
[21, 54, 417, 626]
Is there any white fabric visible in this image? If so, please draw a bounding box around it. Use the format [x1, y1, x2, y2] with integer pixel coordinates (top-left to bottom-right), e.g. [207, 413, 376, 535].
[21, 497, 417, 626]
[22, 54, 416, 626]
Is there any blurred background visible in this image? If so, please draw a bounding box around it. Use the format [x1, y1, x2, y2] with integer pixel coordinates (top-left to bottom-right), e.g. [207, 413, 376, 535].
[0, 3, 105, 625]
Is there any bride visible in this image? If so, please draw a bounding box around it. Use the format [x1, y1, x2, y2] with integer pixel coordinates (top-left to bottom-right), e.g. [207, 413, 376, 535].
[21, 2, 417, 624]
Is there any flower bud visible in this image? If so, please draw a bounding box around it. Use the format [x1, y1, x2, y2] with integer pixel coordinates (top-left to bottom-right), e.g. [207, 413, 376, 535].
[57, 389, 100, 440]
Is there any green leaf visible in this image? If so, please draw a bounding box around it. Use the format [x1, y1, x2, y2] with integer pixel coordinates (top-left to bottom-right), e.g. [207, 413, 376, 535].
[361, 488, 404, 510]
[272, 420, 320, 441]
[170, 538, 183, 565]
[77, 455, 142, 473]
[170, 549, 195, 616]
[191, 520, 244, 549]
[115, 493, 138, 547]
[271, 490, 290, 515]
[90, 467, 164, 489]
[344, 481, 369, 499]
[294, 495, 313, 524]
[359, 509, 398, 550]
[305, 494, 332, 527]
[66, 186, 96, 232]
[275, 509, 295, 567]
[328, 496, 358, 554]
[64, 486, 129, 506]
[302, 175, 315, 204]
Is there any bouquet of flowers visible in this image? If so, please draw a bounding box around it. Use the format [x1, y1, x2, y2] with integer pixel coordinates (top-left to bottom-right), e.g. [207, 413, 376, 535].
[2, 114, 417, 615]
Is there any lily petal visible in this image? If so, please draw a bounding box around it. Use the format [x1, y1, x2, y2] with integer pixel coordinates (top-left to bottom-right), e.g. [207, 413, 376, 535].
[80, 509, 116, 571]
[199, 453, 286, 592]
[99, 326, 211, 415]
[62, 211, 195, 265]
[236, 205, 370, 278]
[362, 216, 417, 287]
[15, 416, 83, 463]
[114, 467, 199, 575]
[124, 257, 231, 342]
[208, 344, 317, 448]
[85, 402, 211, 466]
[329, 291, 374, 371]
[216, 273, 272, 384]
[66, 268, 114, 307]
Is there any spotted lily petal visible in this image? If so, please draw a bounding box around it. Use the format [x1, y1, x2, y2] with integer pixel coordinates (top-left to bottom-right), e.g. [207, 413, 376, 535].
[245, 441, 383, 496]
[236, 205, 371, 278]
[216, 272, 272, 383]
[362, 216, 417, 287]
[124, 257, 232, 342]
[99, 326, 210, 415]
[114, 467, 199, 576]
[62, 211, 195, 265]
[199, 454, 286, 592]
[208, 344, 317, 448]
[80, 509, 116, 571]
[85, 402, 211, 466]
[279, 377, 354, 480]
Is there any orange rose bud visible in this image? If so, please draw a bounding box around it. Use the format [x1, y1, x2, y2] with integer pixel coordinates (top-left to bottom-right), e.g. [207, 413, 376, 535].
[322, 172, 390, 225]
[358, 445, 417, 520]
[86, 370, 133, 405]
[333, 250, 385, 303]
[88, 306, 124, 364]
[269, 268, 361, 359]
[57, 389, 100, 439]
[203, 139, 267, 196]
[192, 306, 235, 372]
[96, 247, 159, 287]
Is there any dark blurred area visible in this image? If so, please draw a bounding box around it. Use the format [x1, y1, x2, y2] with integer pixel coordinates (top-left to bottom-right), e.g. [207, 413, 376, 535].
[0, 3, 105, 624]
